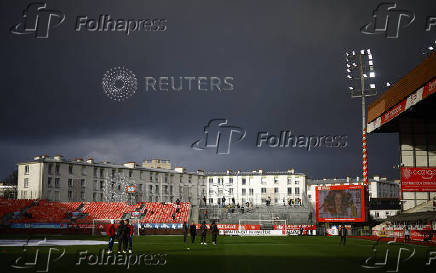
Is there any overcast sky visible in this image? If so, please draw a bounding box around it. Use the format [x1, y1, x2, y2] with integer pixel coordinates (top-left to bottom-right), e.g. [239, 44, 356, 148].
[1, 0, 435, 179]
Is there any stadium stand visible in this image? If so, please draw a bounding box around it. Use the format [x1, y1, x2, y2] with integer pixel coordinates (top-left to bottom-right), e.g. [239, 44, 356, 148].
[0, 199, 190, 225]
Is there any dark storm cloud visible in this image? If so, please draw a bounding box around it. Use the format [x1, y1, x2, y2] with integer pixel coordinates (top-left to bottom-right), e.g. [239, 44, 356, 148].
[0, 0, 435, 178]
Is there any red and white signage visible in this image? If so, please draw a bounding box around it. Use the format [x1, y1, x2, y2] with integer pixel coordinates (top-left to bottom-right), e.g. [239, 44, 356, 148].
[367, 77, 436, 133]
[126, 185, 136, 193]
[401, 167, 436, 192]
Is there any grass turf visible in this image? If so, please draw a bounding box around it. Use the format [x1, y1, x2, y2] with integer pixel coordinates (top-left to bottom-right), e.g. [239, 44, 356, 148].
[1, 234, 435, 273]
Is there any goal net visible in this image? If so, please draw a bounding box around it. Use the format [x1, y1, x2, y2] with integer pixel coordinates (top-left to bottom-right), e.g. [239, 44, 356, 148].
[92, 219, 140, 236]
[237, 219, 287, 236]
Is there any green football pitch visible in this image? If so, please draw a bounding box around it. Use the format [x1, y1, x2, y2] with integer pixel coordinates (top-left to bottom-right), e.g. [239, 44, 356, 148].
[1, 234, 435, 273]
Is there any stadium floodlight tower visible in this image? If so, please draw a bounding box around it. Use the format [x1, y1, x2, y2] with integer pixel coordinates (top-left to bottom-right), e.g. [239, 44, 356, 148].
[345, 49, 377, 186]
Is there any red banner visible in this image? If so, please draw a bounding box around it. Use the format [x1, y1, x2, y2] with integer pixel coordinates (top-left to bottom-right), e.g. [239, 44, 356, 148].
[401, 167, 436, 192]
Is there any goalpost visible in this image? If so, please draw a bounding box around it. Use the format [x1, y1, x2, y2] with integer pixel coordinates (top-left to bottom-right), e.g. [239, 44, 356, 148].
[92, 219, 140, 236]
[237, 219, 288, 236]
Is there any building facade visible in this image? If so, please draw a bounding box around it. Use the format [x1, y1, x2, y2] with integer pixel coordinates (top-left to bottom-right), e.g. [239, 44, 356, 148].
[205, 169, 306, 206]
[367, 52, 436, 212]
[17, 155, 207, 206]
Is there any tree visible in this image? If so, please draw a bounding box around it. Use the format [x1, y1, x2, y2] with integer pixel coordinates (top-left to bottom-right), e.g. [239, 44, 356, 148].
[2, 169, 18, 185]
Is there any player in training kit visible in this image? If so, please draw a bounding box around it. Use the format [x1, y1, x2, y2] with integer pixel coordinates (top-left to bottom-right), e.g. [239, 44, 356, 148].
[211, 221, 219, 245]
[200, 221, 207, 245]
[125, 219, 133, 253]
[106, 220, 116, 254]
[183, 221, 189, 244]
[190, 222, 197, 244]
[117, 220, 126, 253]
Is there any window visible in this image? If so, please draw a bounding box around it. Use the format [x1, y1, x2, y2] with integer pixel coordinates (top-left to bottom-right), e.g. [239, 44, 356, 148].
[68, 179, 72, 187]
[100, 168, 104, 177]
[93, 180, 98, 190]
[274, 198, 278, 204]
[80, 179, 85, 188]
[242, 178, 246, 185]
[93, 167, 97, 177]
[242, 189, 246, 196]
[80, 191, 85, 200]
[100, 181, 104, 190]
[129, 170, 133, 178]
[149, 185, 153, 192]
[287, 178, 292, 184]
[100, 193, 104, 201]
[274, 177, 279, 184]
[24, 178, 29, 188]
[295, 180, 300, 185]
[261, 188, 266, 193]
[118, 184, 121, 191]
[54, 191, 60, 201]
[48, 177, 52, 188]
[287, 188, 292, 195]
[209, 198, 213, 204]
[55, 164, 60, 175]
[81, 166, 86, 175]
[165, 175, 168, 183]
[209, 178, 213, 183]
[218, 189, 223, 196]
[170, 185, 173, 195]
[308, 194, 312, 199]
[249, 188, 254, 196]
[229, 188, 234, 194]
[68, 165, 73, 174]
[164, 185, 168, 194]
[22, 191, 27, 199]
[55, 178, 60, 188]
[139, 184, 143, 191]
[295, 188, 300, 195]
[93, 192, 97, 201]
[48, 164, 53, 174]
[229, 178, 233, 184]
[274, 187, 279, 193]
[68, 190, 72, 200]
[155, 185, 159, 194]
[25, 165, 30, 174]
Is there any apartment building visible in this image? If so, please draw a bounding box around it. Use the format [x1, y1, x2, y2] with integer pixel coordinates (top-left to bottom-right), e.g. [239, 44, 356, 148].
[205, 169, 306, 206]
[17, 155, 206, 206]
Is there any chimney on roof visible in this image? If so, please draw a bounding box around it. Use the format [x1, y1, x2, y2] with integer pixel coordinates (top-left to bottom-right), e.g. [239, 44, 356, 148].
[258, 169, 263, 174]
[356, 176, 360, 181]
[174, 167, 185, 173]
[346, 177, 350, 182]
[124, 162, 136, 168]
[226, 169, 232, 174]
[86, 158, 94, 164]
[54, 155, 64, 161]
[103, 160, 110, 164]
[197, 170, 204, 175]
[34, 155, 41, 160]
[287, 168, 295, 174]
[41, 154, 48, 159]
[373, 175, 380, 181]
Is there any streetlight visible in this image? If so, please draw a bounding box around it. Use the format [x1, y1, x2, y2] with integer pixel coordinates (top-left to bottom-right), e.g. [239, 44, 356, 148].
[345, 49, 377, 185]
